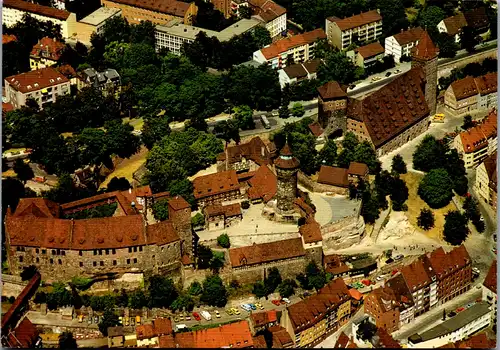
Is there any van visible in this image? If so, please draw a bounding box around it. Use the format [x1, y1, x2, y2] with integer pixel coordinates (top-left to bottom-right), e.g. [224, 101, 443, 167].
[240, 304, 252, 312]
[201, 311, 212, 321]
[175, 324, 188, 332]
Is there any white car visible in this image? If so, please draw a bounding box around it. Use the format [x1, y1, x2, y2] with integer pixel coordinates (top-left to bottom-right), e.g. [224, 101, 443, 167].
[282, 298, 291, 304]
[472, 267, 480, 274]
[240, 304, 252, 312]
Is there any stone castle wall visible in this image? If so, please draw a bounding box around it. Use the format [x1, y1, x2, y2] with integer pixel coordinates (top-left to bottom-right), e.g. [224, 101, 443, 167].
[321, 215, 365, 251]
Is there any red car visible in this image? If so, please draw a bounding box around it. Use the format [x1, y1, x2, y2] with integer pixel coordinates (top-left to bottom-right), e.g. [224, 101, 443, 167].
[456, 307, 465, 313]
[361, 280, 371, 286]
[272, 300, 281, 306]
[192, 312, 201, 321]
[391, 269, 398, 276]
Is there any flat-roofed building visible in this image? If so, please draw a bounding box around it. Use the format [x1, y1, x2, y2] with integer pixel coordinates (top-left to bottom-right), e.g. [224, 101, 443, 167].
[101, 0, 198, 26]
[4, 67, 70, 109]
[73, 7, 122, 45]
[326, 10, 382, 50]
[3, 0, 77, 39]
[155, 18, 262, 55]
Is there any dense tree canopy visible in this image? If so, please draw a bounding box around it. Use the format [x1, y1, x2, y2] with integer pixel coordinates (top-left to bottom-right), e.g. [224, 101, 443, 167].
[201, 275, 228, 307]
[391, 154, 407, 174]
[443, 211, 469, 245]
[417, 208, 435, 230]
[148, 276, 177, 308]
[418, 168, 454, 208]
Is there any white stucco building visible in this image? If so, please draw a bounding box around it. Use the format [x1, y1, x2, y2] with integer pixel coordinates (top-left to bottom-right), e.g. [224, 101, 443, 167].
[384, 27, 423, 63]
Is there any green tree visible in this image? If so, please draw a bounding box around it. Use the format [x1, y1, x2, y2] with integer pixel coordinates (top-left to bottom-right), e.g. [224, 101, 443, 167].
[201, 275, 228, 307]
[13, 159, 34, 184]
[191, 213, 205, 227]
[278, 104, 290, 119]
[101, 16, 131, 44]
[253, 280, 268, 298]
[142, 116, 171, 150]
[417, 208, 435, 230]
[232, 105, 255, 130]
[152, 199, 169, 221]
[277, 279, 296, 298]
[58, 332, 77, 349]
[103, 41, 130, 68]
[214, 120, 241, 146]
[43, 174, 96, 204]
[106, 177, 131, 192]
[391, 154, 407, 174]
[305, 261, 326, 290]
[378, 0, 409, 38]
[197, 244, 213, 269]
[238, 5, 252, 19]
[318, 139, 338, 166]
[171, 294, 195, 312]
[209, 251, 225, 272]
[460, 26, 478, 53]
[463, 196, 480, 221]
[418, 6, 446, 32]
[390, 176, 409, 211]
[418, 168, 453, 209]
[265, 267, 282, 294]
[413, 135, 448, 172]
[128, 290, 149, 309]
[361, 188, 381, 224]
[217, 233, 230, 248]
[291, 103, 305, 118]
[188, 281, 203, 296]
[98, 308, 120, 336]
[148, 275, 177, 308]
[252, 26, 272, 48]
[462, 115, 474, 130]
[318, 51, 361, 85]
[435, 32, 459, 58]
[130, 20, 156, 46]
[353, 142, 380, 174]
[443, 210, 469, 245]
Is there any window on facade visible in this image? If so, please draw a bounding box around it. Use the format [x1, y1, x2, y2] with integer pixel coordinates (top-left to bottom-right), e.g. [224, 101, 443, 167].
[58, 259, 62, 265]
[36, 258, 39, 263]
[42, 249, 46, 254]
[50, 259, 54, 264]
[134, 247, 137, 253]
[112, 249, 116, 254]
[100, 261, 104, 266]
[19, 256, 23, 262]
[94, 250, 97, 255]
[93, 261, 97, 267]
[52, 250, 56, 255]
[106, 249, 109, 255]
[99, 250, 102, 255]
[80, 262, 83, 267]
[133, 258, 138, 263]
[79, 251, 83, 256]
[36, 248, 39, 254]
[128, 247, 132, 253]
[139, 246, 143, 252]
[61, 251, 65, 256]
[113, 260, 117, 265]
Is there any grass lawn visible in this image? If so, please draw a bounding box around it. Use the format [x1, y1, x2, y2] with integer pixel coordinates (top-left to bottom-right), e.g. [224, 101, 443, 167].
[401, 172, 458, 242]
[122, 117, 144, 131]
[99, 145, 148, 189]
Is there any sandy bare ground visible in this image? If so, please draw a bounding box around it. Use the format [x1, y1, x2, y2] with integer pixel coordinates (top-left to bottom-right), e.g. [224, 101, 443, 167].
[99, 146, 148, 189]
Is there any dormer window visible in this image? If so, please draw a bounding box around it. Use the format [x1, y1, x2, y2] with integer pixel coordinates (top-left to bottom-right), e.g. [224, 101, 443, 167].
[34, 83, 39, 88]
[50, 79, 54, 83]
[27, 85, 32, 89]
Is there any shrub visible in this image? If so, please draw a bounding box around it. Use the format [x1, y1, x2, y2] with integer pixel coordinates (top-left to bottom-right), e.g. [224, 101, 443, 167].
[241, 200, 250, 209]
[217, 233, 230, 248]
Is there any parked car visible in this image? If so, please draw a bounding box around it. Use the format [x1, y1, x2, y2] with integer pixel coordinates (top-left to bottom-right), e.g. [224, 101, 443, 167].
[231, 308, 241, 315]
[456, 307, 465, 313]
[174, 316, 180, 322]
[371, 76, 381, 82]
[394, 254, 404, 261]
[361, 280, 371, 286]
[240, 304, 252, 312]
[184, 313, 191, 321]
[215, 310, 221, 318]
[466, 303, 474, 308]
[272, 300, 281, 306]
[385, 71, 392, 77]
[201, 311, 212, 321]
[447, 311, 456, 318]
[282, 298, 291, 304]
[94, 316, 100, 324]
[249, 304, 257, 310]
[118, 316, 123, 325]
[193, 312, 201, 321]
[271, 111, 279, 118]
[385, 258, 394, 264]
[255, 303, 264, 310]
[394, 69, 401, 74]
[136, 316, 141, 325]
[178, 314, 184, 321]
[226, 309, 234, 316]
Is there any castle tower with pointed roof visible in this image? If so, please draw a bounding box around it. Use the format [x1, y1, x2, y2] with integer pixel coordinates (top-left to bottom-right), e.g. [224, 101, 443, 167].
[274, 142, 300, 213]
[411, 30, 439, 115]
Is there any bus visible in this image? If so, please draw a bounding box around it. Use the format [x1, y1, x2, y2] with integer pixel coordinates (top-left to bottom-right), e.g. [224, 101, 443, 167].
[261, 115, 271, 129]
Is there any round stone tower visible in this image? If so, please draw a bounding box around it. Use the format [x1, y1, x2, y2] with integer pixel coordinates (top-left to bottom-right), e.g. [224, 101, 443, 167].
[274, 142, 300, 212]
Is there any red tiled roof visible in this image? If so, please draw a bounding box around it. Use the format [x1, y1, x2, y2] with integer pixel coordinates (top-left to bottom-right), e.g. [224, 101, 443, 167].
[427, 245, 471, 279]
[174, 320, 253, 348]
[260, 29, 326, 60]
[5, 318, 39, 348]
[317, 81, 347, 100]
[159, 334, 176, 348]
[451, 76, 479, 100]
[411, 30, 439, 60]
[324, 254, 350, 275]
[224, 203, 242, 217]
[247, 165, 277, 202]
[283, 63, 308, 79]
[317, 165, 349, 187]
[287, 278, 351, 332]
[474, 72, 497, 95]
[335, 332, 352, 348]
[483, 151, 497, 190]
[274, 144, 300, 169]
[308, 121, 324, 137]
[250, 310, 277, 327]
[146, 220, 180, 246]
[252, 335, 267, 348]
[105, 0, 191, 17]
[6, 67, 69, 94]
[392, 27, 424, 46]
[136, 324, 155, 340]
[30, 37, 66, 61]
[204, 203, 242, 217]
[293, 197, 315, 216]
[400, 258, 432, 291]
[229, 238, 305, 268]
[3, 0, 71, 20]
[348, 162, 369, 176]
[483, 259, 496, 293]
[347, 67, 429, 148]
[454, 332, 496, 348]
[299, 217, 322, 243]
[348, 288, 363, 301]
[249, 0, 286, 22]
[442, 13, 467, 36]
[217, 137, 272, 167]
[463, 6, 490, 31]
[168, 196, 190, 210]
[377, 328, 401, 348]
[204, 204, 226, 217]
[193, 170, 240, 200]
[153, 318, 173, 336]
[13, 198, 60, 218]
[355, 41, 384, 59]
[327, 10, 382, 31]
[459, 109, 497, 154]
[3, 34, 17, 44]
[3, 102, 14, 114]
[2, 273, 41, 331]
[269, 325, 293, 348]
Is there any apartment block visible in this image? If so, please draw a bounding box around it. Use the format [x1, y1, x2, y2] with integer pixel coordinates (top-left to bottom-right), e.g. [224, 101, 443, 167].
[482, 260, 497, 329]
[444, 72, 497, 114]
[3, 0, 77, 39]
[474, 151, 497, 211]
[454, 109, 497, 168]
[73, 7, 122, 45]
[348, 41, 384, 68]
[253, 29, 326, 69]
[4, 67, 70, 109]
[101, 0, 198, 26]
[326, 10, 382, 50]
[248, 0, 287, 38]
[384, 27, 423, 63]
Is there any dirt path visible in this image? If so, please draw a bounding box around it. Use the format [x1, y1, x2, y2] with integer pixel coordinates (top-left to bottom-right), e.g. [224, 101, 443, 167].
[99, 146, 148, 189]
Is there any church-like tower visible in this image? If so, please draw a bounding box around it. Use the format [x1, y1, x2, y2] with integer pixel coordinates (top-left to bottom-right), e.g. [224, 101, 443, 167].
[411, 30, 439, 116]
[274, 142, 300, 212]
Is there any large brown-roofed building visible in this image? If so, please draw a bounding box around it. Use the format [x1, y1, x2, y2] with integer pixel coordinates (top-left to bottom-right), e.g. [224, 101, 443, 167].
[474, 151, 497, 210]
[445, 72, 497, 114]
[351, 42, 385, 68]
[4, 191, 192, 281]
[4, 67, 71, 110]
[216, 136, 273, 173]
[454, 109, 497, 168]
[246, 165, 277, 203]
[400, 257, 437, 316]
[253, 29, 326, 69]
[281, 278, 352, 347]
[326, 10, 383, 50]
[438, 12, 467, 43]
[278, 59, 320, 89]
[317, 162, 369, 194]
[203, 202, 242, 230]
[192, 170, 241, 207]
[384, 27, 424, 62]
[101, 0, 197, 25]
[30, 37, 66, 70]
[3, 0, 76, 38]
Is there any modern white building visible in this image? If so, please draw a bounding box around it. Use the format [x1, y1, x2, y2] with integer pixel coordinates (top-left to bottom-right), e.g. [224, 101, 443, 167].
[73, 7, 122, 45]
[4, 67, 71, 110]
[3, 0, 77, 39]
[384, 27, 423, 63]
[155, 18, 262, 55]
[407, 302, 492, 348]
[325, 10, 382, 50]
[248, 0, 286, 39]
[253, 29, 325, 69]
